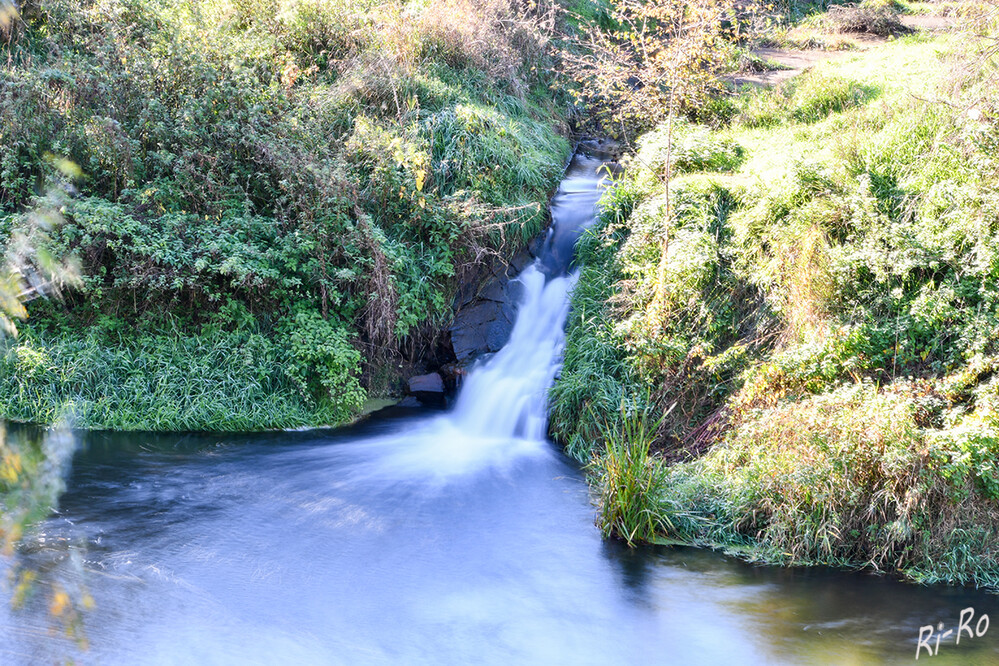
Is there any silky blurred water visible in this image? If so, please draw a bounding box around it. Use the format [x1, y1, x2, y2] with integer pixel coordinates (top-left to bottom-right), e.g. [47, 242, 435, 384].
[2, 418, 997, 665]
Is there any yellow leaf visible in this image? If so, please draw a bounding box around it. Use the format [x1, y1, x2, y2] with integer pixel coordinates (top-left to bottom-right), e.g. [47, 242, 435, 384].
[50, 590, 70, 617]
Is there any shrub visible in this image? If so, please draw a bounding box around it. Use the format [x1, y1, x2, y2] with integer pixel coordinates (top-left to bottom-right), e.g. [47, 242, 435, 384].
[0, 0, 570, 428]
[282, 309, 365, 421]
[738, 73, 877, 127]
[828, 3, 912, 37]
[633, 121, 746, 177]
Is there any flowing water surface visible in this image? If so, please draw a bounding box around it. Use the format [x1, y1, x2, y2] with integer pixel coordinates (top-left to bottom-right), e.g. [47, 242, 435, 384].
[2, 146, 997, 665]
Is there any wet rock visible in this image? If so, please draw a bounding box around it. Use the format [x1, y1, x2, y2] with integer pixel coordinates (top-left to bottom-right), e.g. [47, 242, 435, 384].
[450, 293, 517, 362]
[396, 396, 422, 408]
[409, 372, 444, 393]
[448, 247, 536, 363]
[508, 247, 535, 275]
[407, 372, 446, 407]
[478, 278, 507, 303]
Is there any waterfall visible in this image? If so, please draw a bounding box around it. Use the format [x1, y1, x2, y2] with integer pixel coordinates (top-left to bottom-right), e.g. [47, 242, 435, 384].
[448, 148, 609, 443]
[348, 146, 611, 481]
[450, 266, 578, 441]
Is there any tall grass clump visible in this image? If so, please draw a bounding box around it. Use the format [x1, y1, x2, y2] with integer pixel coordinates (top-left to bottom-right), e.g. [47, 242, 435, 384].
[592, 406, 671, 546]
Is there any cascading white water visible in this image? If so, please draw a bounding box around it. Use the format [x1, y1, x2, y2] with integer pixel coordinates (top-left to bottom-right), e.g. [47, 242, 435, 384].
[341, 148, 611, 481]
[450, 266, 578, 441]
[444, 148, 610, 445]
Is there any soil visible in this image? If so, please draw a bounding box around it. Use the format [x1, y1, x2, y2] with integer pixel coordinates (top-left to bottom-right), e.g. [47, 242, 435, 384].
[726, 11, 955, 89]
[726, 47, 856, 88]
[900, 14, 955, 32]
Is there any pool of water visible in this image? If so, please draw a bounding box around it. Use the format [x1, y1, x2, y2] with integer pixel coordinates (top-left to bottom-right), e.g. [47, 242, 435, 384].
[1, 414, 996, 665]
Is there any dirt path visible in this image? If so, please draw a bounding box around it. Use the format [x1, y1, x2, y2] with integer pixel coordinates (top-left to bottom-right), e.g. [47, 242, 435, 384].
[726, 47, 855, 88]
[726, 11, 955, 89]
[900, 14, 955, 32]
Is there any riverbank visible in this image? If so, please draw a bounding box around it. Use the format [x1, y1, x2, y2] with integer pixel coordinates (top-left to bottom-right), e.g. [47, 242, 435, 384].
[0, 0, 570, 430]
[552, 7, 999, 587]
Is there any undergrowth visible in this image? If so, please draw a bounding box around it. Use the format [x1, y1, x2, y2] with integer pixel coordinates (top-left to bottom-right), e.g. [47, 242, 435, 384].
[552, 7, 999, 587]
[0, 0, 571, 429]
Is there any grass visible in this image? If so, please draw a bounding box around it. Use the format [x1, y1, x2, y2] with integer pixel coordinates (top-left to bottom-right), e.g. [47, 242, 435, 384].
[0, 324, 358, 431]
[591, 405, 668, 546]
[551, 8, 999, 587]
[0, 0, 571, 429]
[654, 383, 999, 587]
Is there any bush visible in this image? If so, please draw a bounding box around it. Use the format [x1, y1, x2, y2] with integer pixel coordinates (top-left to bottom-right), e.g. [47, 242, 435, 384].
[633, 121, 745, 177]
[828, 3, 912, 37]
[657, 384, 999, 586]
[282, 309, 365, 420]
[0, 0, 570, 428]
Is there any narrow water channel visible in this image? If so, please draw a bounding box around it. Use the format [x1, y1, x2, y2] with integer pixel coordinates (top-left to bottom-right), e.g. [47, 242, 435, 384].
[2, 145, 997, 665]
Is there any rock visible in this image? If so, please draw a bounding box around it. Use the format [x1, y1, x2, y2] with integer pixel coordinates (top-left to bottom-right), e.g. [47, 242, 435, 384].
[447, 232, 541, 365]
[396, 396, 421, 408]
[449, 299, 515, 362]
[478, 278, 507, 303]
[507, 247, 535, 275]
[448, 250, 536, 363]
[408, 372, 444, 394]
[407, 372, 446, 407]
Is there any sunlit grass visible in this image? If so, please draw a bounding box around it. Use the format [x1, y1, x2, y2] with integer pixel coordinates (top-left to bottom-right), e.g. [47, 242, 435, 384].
[554, 14, 999, 586]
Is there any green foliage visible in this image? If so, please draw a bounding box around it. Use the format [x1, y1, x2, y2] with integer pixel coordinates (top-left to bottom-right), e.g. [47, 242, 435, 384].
[282, 309, 365, 420]
[633, 121, 746, 178]
[0, 0, 570, 429]
[650, 384, 999, 587]
[927, 425, 999, 502]
[549, 217, 632, 462]
[0, 425, 73, 551]
[553, 21, 999, 582]
[738, 73, 878, 128]
[592, 405, 670, 545]
[0, 312, 366, 430]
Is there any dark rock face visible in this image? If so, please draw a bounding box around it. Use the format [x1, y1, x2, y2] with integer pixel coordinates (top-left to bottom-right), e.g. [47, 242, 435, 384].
[409, 372, 444, 393]
[449, 300, 515, 362]
[449, 247, 533, 363]
[407, 372, 446, 406]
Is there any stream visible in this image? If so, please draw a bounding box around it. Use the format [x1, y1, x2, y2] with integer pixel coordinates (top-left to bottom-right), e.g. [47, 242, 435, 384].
[2, 145, 997, 665]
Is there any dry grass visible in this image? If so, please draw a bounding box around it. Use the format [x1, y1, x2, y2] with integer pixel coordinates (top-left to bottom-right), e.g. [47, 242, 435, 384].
[660, 383, 999, 585]
[828, 3, 913, 37]
[781, 222, 832, 344]
[337, 0, 558, 106]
